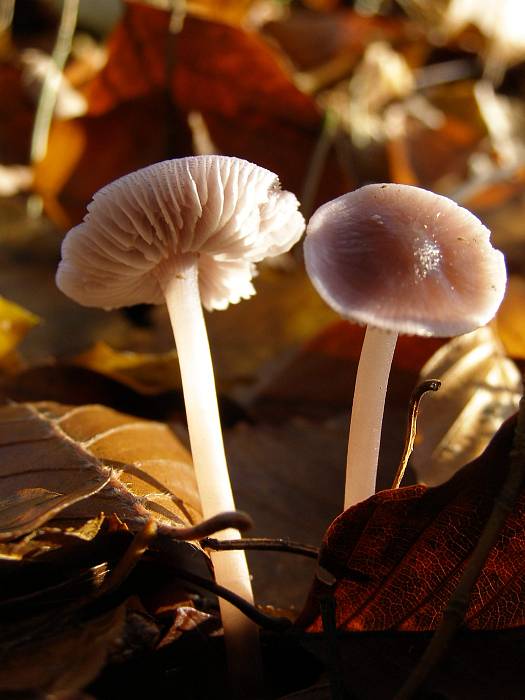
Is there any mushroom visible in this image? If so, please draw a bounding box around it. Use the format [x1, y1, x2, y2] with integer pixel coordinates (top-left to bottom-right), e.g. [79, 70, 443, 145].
[56, 155, 305, 680]
[304, 183, 506, 509]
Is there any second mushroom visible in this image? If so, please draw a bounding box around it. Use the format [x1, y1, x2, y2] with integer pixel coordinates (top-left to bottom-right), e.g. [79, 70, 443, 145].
[304, 183, 507, 510]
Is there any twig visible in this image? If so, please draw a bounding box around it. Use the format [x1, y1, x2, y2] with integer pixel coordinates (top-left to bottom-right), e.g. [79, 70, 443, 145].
[391, 379, 441, 489]
[201, 536, 319, 559]
[171, 510, 253, 540]
[414, 59, 479, 90]
[394, 396, 525, 699]
[30, 0, 79, 164]
[99, 512, 253, 595]
[319, 596, 350, 700]
[98, 519, 158, 596]
[301, 111, 338, 221]
[167, 565, 292, 632]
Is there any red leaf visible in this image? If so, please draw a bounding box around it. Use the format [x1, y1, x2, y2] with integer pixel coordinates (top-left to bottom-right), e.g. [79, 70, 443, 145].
[81, 3, 348, 204]
[34, 93, 193, 227]
[300, 415, 525, 632]
[0, 63, 34, 164]
[83, 4, 168, 115]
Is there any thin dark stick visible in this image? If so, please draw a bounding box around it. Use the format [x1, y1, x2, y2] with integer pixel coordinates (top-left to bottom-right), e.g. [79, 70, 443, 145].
[391, 379, 441, 490]
[99, 519, 158, 596]
[414, 59, 479, 89]
[168, 566, 292, 632]
[395, 397, 525, 699]
[319, 596, 349, 700]
[201, 537, 319, 559]
[30, 0, 79, 163]
[168, 510, 254, 540]
[301, 111, 338, 220]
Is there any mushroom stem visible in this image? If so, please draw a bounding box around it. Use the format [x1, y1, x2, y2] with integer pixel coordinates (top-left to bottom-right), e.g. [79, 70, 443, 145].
[344, 326, 398, 509]
[158, 253, 262, 694]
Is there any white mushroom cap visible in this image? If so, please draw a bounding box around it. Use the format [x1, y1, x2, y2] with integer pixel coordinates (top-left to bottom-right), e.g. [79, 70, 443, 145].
[56, 156, 305, 311]
[304, 184, 507, 337]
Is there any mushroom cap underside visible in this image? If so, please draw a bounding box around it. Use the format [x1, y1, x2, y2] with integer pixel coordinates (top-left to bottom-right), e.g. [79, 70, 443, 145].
[56, 156, 305, 311]
[304, 183, 507, 337]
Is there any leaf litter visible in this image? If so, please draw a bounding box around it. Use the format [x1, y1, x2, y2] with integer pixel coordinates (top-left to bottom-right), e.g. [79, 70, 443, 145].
[3, 0, 525, 697]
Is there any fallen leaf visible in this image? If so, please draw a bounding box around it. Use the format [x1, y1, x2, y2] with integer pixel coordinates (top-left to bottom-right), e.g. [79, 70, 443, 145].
[300, 414, 525, 633]
[0, 513, 106, 561]
[156, 604, 214, 647]
[413, 326, 522, 486]
[171, 16, 340, 201]
[0, 61, 34, 165]
[495, 274, 525, 360]
[82, 4, 168, 116]
[300, 627, 525, 699]
[33, 92, 192, 227]
[263, 9, 406, 73]
[0, 603, 125, 696]
[186, 0, 255, 26]
[0, 295, 39, 362]
[1, 362, 250, 425]
[37, 3, 348, 226]
[441, 0, 525, 77]
[0, 163, 33, 196]
[72, 341, 182, 395]
[0, 401, 201, 541]
[250, 320, 443, 421]
[204, 264, 338, 393]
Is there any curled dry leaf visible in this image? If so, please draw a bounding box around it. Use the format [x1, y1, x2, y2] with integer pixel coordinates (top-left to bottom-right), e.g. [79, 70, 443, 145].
[0, 513, 107, 562]
[0, 401, 201, 541]
[299, 415, 525, 633]
[412, 326, 521, 486]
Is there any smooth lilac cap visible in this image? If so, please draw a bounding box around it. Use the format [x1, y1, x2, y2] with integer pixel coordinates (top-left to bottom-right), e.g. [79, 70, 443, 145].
[56, 156, 305, 311]
[304, 184, 507, 337]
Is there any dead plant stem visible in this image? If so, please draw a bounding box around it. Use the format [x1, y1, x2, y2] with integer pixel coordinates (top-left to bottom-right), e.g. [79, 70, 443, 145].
[30, 0, 79, 164]
[391, 380, 441, 489]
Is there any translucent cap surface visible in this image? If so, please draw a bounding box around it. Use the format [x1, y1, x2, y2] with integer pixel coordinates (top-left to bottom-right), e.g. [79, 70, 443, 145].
[56, 156, 305, 311]
[304, 184, 507, 337]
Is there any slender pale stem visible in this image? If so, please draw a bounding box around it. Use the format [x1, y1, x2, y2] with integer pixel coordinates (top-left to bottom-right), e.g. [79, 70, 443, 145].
[344, 326, 398, 509]
[157, 253, 262, 697]
[30, 0, 79, 164]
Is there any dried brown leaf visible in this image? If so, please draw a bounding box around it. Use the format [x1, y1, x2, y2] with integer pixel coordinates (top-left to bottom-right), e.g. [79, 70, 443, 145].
[0, 514, 106, 561]
[0, 603, 125, 696]
[413, 326, 521, 485]
[0, 401, 201, 541]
